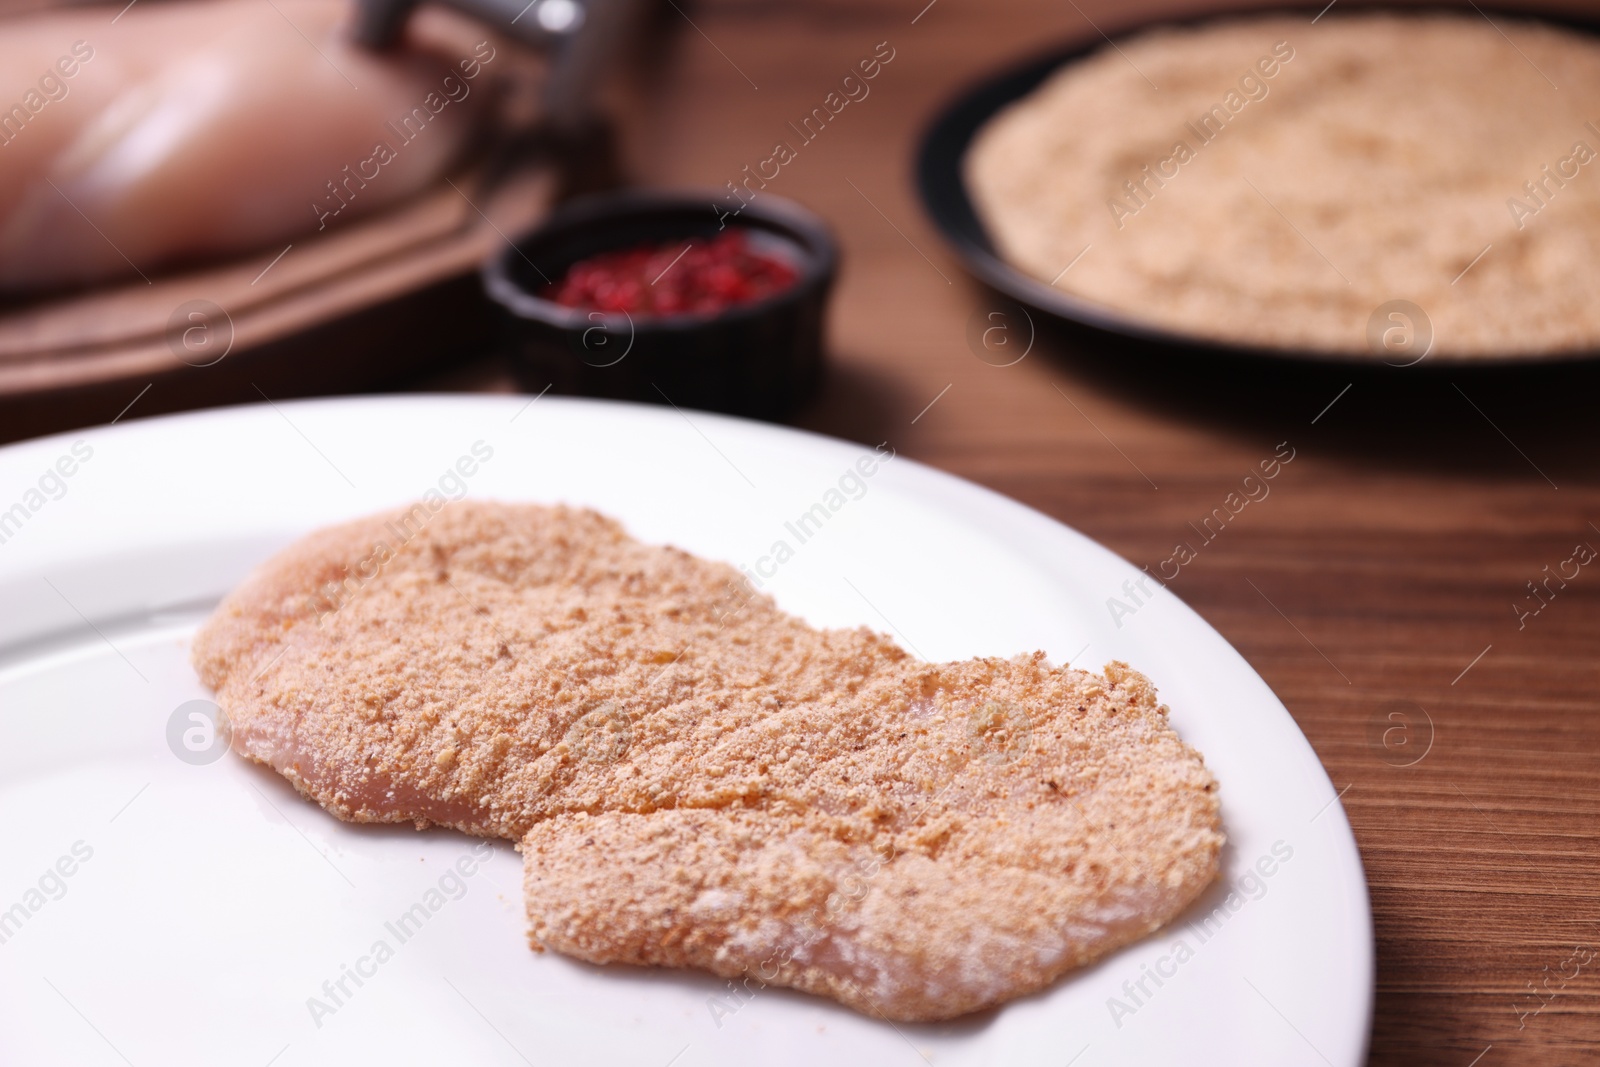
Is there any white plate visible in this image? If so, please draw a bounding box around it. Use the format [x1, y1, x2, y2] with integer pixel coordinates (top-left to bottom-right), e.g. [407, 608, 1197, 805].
[0, 396, 1371, 1066]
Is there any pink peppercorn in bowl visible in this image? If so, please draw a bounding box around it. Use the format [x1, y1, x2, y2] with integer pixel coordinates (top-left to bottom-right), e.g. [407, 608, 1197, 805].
[483, 190, 838, 420]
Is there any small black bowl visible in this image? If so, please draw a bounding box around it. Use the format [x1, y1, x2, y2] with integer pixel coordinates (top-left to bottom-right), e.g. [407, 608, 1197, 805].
[483, 190, 838, 419]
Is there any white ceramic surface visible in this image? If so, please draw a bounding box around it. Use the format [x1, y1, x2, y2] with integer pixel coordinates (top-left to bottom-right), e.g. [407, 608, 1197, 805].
[0, 396, 1371, 1066]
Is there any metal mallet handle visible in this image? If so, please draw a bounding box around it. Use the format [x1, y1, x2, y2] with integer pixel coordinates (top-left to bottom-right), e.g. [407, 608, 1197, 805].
[349, 0, 637, 130]
[350, 0, 582, 52]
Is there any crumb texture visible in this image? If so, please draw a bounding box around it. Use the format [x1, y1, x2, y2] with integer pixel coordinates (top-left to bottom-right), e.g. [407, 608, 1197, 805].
[967, 13, 1600, 357]
[194, 501, 1223, 1020]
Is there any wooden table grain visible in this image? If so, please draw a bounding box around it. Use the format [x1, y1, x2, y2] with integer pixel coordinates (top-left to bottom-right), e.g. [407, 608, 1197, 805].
[549, 1, 1597, 1062]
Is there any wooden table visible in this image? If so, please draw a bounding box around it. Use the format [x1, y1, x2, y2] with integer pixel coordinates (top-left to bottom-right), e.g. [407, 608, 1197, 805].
[510, 1, 1593, 1062]
[18, 0, 1600, 1062]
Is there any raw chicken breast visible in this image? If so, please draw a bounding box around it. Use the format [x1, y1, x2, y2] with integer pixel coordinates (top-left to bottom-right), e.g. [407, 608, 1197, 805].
[0, 0, 490, 291]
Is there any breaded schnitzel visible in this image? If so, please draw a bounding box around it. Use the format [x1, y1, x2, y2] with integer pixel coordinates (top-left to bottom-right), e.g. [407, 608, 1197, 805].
[193, 501, 1222, 1020]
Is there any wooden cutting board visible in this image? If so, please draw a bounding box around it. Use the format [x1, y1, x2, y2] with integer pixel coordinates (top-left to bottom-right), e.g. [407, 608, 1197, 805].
[0, 153, 556, 443]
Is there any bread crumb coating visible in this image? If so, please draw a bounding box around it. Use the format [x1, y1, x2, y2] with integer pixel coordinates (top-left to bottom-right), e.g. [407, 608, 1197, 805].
[194, 501, 1222, 1020]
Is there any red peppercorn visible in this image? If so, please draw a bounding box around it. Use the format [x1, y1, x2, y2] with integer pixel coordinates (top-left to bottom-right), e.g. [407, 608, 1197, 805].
[543, 230, 799, 317]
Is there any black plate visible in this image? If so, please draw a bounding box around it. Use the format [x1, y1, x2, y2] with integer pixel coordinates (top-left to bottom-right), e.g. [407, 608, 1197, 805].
[915, 4, 1600, 368]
